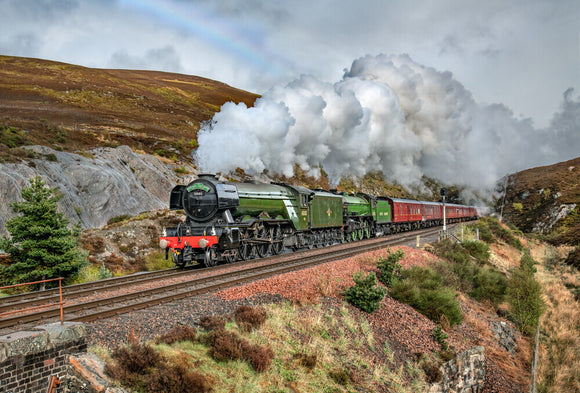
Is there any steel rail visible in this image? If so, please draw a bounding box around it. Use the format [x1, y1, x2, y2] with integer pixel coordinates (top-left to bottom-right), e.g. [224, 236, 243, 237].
[0, 224, 445, 314]
[0, 268, 183, 310]
[0, 225, 446, 330]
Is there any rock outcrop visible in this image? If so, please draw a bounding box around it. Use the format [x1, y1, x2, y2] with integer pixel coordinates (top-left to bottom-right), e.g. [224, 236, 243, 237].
[0, 145, 196, 235]
[490, 320, 518, 354]
[429, 346, 486, 393]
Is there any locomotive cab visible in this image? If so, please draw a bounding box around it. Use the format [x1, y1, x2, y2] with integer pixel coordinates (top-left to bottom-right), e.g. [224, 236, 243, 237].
[160, 175, 241, 267]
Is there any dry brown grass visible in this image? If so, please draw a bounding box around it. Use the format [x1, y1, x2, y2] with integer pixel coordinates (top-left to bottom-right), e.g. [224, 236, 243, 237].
[535, 259, 580, 393]
[459, 293, 532, 389]
[489, 242, 522, 273]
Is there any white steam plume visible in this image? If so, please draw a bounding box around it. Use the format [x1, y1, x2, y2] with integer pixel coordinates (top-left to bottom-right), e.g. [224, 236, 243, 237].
[196, 54, 579, 191]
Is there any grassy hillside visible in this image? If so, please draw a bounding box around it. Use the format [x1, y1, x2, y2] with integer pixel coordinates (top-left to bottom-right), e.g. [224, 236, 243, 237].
[0, 55, 259, 162]
[497, 157, 580, 245]
[0, 55, 478, 204]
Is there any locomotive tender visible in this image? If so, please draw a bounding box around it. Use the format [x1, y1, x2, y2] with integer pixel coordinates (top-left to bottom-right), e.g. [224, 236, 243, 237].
[159, 174, 478, 267]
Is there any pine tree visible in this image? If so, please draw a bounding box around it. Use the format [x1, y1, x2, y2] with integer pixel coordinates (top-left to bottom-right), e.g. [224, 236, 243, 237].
[0, 176, 86, 287]
[344, 271, 387, 313]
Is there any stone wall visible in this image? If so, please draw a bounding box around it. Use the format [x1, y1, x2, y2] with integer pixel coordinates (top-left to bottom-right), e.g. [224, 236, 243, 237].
[0, 322, 86, 393]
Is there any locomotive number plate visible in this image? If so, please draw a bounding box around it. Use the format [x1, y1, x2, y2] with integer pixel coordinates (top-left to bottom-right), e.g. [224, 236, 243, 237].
[193, 191, 204, 196]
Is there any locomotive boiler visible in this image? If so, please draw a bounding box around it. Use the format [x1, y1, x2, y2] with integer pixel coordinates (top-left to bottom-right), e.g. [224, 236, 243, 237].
[159, 174, 344, 267]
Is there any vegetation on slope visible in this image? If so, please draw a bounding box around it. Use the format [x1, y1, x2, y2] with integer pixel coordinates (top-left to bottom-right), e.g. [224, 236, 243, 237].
[497, 156, 580, 246]
[103, 304, 428, 393]
[532, 244, 580, 392]
[97, 222, 544, 392]
[0, 55, 259, 163]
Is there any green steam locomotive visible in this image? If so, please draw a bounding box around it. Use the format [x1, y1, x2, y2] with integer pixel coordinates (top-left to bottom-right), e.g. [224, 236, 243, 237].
[159, 174, 477, 267]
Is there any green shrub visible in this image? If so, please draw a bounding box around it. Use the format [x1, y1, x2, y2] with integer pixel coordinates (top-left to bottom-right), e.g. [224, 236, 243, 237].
[508, 236, 524, 251]
[519, 252, 537, 274]
[432, 325, 449, 351]
[55, 129, 67, 143]
[0, 126, 27, 148]
[107, 214, 131, 225]
[188, 139, 198, 149]
[507, 267, 545, 335]
[75, 264, 99, 284]
[399, 266, 443, 290]
[469, 267, 507, 306]
[476, 222, 494, 243]
[432, 239, 471, 265]
[44, 153, 58, 162]
[376, 248, 404, 286]
[390, 267, 463, 327]
[98, 264, 112, 279]
[432, 240, 477, 292]
[433, 238, 507, 305]
[170, 137, 185, 151]
[461, 240, 490, 264]
[419, 287, 462, 326]
[482, 217, 523, 250]
[507, 223, 524, 236]
[144, 251, 174, 271]
[344, 271, 387, 313]
[173, 166, 188, 174]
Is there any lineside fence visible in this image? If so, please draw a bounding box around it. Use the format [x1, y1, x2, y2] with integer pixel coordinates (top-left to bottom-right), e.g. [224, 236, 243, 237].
[0, 277, 65, 325]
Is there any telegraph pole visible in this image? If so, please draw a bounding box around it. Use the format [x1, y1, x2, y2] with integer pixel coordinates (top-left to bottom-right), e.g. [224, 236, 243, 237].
[499, 176, 508, 222]
[441, 188, 447, 235]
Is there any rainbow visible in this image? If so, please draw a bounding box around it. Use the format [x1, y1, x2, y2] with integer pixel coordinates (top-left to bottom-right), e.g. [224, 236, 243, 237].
[119, 0, 284, 74]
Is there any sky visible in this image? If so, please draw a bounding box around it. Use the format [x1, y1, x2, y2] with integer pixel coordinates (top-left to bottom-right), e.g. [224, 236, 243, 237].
[1, 0, 577, 127]
[1, 0, 579, 194]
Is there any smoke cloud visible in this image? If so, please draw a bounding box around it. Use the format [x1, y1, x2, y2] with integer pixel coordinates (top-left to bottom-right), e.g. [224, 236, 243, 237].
[196, 54, 579, 192]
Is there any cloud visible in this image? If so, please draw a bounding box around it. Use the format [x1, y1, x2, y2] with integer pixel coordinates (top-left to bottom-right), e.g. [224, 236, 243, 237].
[540, 88, 580, 163]
[1, 0, 577, 127]
[196, 54, 580, 194]
[110, 46, 183, 72]
[0, 0, 578, 189]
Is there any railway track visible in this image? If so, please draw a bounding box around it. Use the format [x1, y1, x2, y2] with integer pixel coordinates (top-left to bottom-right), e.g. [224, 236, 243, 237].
[0, 225, 448, 333]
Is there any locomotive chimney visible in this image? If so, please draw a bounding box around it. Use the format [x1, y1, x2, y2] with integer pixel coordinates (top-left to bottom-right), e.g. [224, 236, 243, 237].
[198, 173, 218, 180]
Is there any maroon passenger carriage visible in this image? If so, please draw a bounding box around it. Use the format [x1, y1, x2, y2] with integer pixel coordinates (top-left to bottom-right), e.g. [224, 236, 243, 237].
[385, 198, 477, 232]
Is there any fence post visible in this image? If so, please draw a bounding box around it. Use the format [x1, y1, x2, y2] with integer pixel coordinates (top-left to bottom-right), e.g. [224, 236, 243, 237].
[530, 318, 540, 393]
[59, 278, 64, 325]
[0, 277, 66, 323]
